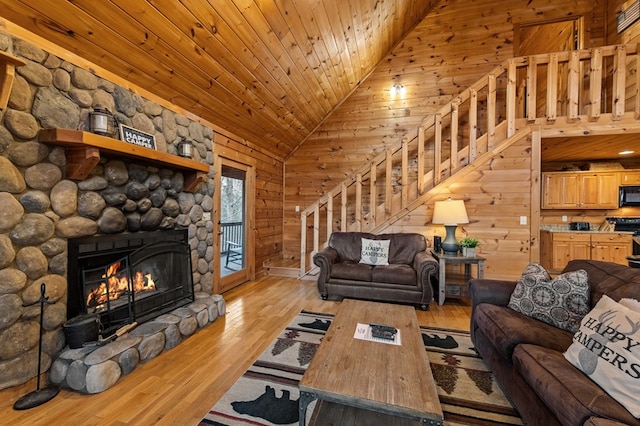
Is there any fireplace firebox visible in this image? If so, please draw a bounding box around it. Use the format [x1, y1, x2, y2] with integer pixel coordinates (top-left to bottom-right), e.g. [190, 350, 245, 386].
[67, 230, 194, 335]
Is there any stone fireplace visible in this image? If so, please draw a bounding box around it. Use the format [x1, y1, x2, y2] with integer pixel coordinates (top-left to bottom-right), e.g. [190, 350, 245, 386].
[0, 34, 219, 391]
[67, 229, 194, 336]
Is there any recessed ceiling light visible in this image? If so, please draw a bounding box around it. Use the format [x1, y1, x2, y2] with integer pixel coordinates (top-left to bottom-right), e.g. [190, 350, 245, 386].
[619, 150, 635, 155]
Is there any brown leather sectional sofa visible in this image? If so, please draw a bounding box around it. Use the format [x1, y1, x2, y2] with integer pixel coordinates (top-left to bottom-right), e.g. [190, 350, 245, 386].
[313, 232, 439, 310]
[469, 259, 640, 426]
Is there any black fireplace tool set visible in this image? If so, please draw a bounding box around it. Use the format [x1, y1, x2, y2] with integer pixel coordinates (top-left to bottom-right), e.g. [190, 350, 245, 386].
[13, 283, 59, 410]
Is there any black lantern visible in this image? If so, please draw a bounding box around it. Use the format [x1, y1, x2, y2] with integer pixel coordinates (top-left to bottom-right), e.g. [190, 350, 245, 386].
[89, 107, 118, 138]
[177, 138, 193, 159]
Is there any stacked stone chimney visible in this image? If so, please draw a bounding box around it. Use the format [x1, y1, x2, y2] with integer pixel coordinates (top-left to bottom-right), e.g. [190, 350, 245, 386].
[0, 32, 214, 390]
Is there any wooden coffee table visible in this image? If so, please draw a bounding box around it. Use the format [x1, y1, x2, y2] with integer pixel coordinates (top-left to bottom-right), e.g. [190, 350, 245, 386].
[299, 299, 443, 425]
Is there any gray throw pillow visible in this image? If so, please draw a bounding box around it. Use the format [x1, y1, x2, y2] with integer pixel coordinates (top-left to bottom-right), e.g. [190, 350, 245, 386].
[508, 263, 590, 333]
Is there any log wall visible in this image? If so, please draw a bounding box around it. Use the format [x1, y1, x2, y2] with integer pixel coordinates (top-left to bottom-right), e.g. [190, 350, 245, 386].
[285, 0, 609, 279]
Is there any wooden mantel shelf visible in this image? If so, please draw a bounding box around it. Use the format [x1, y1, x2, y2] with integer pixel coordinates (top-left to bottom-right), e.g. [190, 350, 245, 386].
[0, 50, 26, 110]
[39, 128, 209, 192]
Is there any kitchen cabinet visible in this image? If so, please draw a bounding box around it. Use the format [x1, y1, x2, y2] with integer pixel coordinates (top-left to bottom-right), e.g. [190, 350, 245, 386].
[540, 231, 632, 272]
[620, 170, 640, 185]
[541, 172, 619, 209]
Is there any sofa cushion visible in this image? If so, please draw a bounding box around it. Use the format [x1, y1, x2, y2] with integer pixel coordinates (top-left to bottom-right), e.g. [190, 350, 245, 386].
[384, 233, 427, 264]
[329, 232, 371, 262]
[473, 303, 573, 360]
[359, 238, 390, 265]
[514, 344, 640, 426]
[508, 263, 590, 333]
[563, 260, 640, 307]
[331, 261, 372, 281]
[564, 295, 640, 419]
[371, 264, 416, 285]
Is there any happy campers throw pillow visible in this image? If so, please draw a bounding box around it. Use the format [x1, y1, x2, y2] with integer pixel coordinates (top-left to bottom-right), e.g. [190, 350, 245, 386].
[359, 238, 390, 266]
[564, 295, 640, 418]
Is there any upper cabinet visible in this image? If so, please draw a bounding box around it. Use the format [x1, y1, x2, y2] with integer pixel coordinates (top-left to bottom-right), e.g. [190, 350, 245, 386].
[542, 171, 619, 209]
[621, 171, 640, 185]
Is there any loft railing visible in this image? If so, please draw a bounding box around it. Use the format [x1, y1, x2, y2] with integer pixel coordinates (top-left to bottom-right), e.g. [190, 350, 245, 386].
[299, 44, 640, 275]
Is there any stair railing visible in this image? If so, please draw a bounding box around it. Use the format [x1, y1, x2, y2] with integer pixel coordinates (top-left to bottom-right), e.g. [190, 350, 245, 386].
[300, 44, 640, 276]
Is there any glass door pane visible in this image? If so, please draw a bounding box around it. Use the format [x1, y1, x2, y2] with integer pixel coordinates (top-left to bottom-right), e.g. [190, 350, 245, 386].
[220, 167, 245, 276]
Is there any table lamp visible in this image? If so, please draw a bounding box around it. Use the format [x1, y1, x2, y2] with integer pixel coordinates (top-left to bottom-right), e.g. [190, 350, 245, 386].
[432, 198, 469, 254]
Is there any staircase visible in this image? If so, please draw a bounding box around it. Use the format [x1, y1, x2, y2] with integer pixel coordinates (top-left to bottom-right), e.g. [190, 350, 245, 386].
[283, 44, 640, 278]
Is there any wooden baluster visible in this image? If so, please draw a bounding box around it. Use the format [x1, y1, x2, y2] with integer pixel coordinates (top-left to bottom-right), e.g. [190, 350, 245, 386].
[506, 59, 517, 136]
[612, 44, 626, 120]
[567, 50, 580, 122]
[434, 113, 442, 184]
[300, 213, 307, 275]
[385, 149, 392, 218]
[417, 127, 425, 194]
[313, 204, 320, 262]
[355, 174, 362, 231]
[370, 163, 377, 228]
[469, 88, 478, 161]
[401, 139, 408, 208]
[546, 53, 558, 122]
[326, 192, 333, 238]
[487, 75, 496, 150]
[450, 102, 459, 173]
[526, 56, 537, 122]
[589, 47, 602, 121]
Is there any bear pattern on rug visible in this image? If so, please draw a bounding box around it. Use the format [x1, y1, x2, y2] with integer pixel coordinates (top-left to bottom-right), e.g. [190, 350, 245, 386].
[231, 385, 299, 424]
[200, 313, 521, 426]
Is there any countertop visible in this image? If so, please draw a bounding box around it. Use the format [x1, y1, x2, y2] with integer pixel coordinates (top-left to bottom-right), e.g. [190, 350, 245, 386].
[540, 229, 635, 234]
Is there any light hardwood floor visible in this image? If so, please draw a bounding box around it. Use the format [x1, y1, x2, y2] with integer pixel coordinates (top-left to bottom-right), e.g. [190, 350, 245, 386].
[0, 276, 471, 425]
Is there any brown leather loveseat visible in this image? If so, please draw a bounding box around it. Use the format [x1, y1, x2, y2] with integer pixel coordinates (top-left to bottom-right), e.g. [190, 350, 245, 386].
[468, 259, 640, 426]
[313, 232, 439, 310]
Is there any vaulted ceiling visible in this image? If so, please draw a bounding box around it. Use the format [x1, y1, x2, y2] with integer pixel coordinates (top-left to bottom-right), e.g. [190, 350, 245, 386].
[0, 0, 439, 160]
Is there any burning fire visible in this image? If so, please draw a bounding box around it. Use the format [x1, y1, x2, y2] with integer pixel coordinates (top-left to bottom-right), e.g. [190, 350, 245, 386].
[86, 261, 156, 307]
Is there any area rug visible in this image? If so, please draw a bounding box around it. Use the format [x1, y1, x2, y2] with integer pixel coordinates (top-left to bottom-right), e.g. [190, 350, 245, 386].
[199, 310, 522, 426]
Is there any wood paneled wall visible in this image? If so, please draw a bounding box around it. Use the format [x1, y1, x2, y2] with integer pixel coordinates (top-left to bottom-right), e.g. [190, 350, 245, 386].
[383, 134, 536, 280]
[284, 0, 607, 279]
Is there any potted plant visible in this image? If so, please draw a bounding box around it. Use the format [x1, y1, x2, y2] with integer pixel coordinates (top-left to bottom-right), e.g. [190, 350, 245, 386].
[459, 237, 479, 257]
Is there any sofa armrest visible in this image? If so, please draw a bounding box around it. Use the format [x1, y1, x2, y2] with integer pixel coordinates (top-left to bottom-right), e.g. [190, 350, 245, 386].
[468, 278, 517, 308]
[313, 247, 339, 294]
[468, 278, 517, 344]
[413, 251, 439, 306]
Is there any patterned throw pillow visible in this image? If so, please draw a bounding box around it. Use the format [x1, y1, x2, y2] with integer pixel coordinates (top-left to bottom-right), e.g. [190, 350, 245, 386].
[564, 295, 640, 418]
[359, 238, 390, 266]
[507, 263, 590, 333]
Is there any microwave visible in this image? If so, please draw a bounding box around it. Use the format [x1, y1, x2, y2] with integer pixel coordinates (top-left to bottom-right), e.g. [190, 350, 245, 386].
[619, 185, 640, 207]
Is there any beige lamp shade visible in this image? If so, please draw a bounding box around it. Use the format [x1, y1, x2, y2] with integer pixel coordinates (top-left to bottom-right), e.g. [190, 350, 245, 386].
[432, 198, 469, 225]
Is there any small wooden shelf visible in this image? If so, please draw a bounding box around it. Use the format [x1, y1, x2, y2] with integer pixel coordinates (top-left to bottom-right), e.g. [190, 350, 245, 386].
[39, 128, 209, 192]
[0, 50, 26, 110]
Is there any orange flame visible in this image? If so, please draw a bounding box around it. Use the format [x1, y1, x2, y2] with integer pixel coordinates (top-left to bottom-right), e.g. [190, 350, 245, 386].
[85, 261, 157, 307]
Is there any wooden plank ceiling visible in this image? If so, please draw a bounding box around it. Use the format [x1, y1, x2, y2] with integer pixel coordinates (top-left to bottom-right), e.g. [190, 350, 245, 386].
[0, 0, 438, 160]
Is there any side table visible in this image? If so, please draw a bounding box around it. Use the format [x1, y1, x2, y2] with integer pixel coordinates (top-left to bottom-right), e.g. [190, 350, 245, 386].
[430, 250, 486, 305]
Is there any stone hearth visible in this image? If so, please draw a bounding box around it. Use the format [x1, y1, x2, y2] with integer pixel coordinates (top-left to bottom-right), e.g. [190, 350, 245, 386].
[51, 293, 225, 393]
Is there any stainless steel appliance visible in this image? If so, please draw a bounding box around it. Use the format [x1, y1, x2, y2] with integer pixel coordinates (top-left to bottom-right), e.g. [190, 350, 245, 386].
[607, 217, 640, 266]
[619, 185, 640, 207]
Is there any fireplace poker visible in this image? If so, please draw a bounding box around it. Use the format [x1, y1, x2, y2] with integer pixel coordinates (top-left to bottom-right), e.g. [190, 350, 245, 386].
[83, 321, 138, 347]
